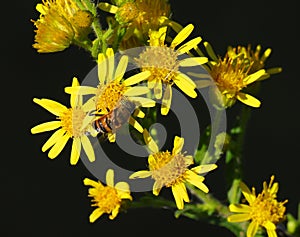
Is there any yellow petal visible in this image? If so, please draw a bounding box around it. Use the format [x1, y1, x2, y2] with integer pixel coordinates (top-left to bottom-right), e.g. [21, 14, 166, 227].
[81, 135, 95, 162]
[237, 92, 261, 108]
[123, 71, 151, 86]
[41, 129, 66, 152]
[118, 191, 132, 201]
[115, 181, 130, 193]
[247, 221, 259, 237]
[98, 53, 107, 85]
[195, 79, 214, 89]
[107, 132, 116, 142]
[227, 213, 251, 223]
[129, 170, 151, 179]
[129, 116, 143, 133]
[48, 133, 70, 159]
[70, 137, 81, 165]
[106, 48, 115, 82]
[174, 76, 197, 98]
[185, 170, 208, 193]
[154, 79, 162, 99]
[36, 4, 46, 14]
[31, 121, 61, 134]
[124, 86, 150, 96]
[98, 2, 118, 14]
[64, 86, 97, 95]
[83, 178, 101, 188]
[179, 57, 208, 67]
[171, 183, 189, 209]
[204, 41, 218, 62]
[171, 24, 194, 48]
[153, 181, 163, 196]
[228, 204, 251, 213]
[158, 16, 183, 33]
[191, 164, 217, 174]
[129, 97, 155, 108]
[161, 84, 172, 115]
[176, 72, 197, 88]
[106, 169, 114, 187]
[33, 98, 67, 116]
[239, 182, 256, 204]
[89, 208, 104, 223]
[244, 69, 266, 85]
[263, 221, 276, 231]
[109, 205, 120, 220]
[143, 129, 159, 153]
[177, 37, 202, 54]
[70, 77, 82, 108]
[114, 55, 128, 82]
[133, 109, 145, 118]
[172, 136, 184, 154]
[266, 229, 277, 237]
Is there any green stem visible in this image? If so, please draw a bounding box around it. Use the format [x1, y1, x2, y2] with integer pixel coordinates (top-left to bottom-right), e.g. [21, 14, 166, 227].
[72, 38, 93, 52]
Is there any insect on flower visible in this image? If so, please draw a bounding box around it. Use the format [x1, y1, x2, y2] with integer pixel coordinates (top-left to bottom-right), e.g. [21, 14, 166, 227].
[89, 96, 138, 140]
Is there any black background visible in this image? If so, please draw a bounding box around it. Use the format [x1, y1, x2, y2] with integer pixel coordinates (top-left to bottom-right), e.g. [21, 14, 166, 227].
[2, 0, 300, 236]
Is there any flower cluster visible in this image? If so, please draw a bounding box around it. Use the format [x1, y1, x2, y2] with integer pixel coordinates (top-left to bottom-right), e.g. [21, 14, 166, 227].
[30, 1, 293, 237]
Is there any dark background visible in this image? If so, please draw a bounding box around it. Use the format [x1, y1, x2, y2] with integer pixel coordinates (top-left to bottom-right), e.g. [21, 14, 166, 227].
[2, 0, 299, 236]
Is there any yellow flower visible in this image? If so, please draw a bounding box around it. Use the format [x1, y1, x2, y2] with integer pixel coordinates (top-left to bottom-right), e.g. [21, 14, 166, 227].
[65, 47, 155, 142]
[194, 42, 267, 108]
[32, 0, 93, 53]
[98, 0, 181, 48]
[227, 176, 288, 237]
[129, 129, 217, 209]
[135, 24, 208, 115]
[31, 77, 95, 165]
[84, 169, 132, 222]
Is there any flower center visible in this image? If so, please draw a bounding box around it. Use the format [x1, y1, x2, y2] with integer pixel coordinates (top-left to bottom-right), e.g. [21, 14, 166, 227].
[136, 46, 179, 84]
[116, 2, 139, 24]
[59, 107, 86, 138]
[149, 151, 188, 187]
[92, 186, 121, 213]
[210, 56, 250, 95]
[70, 10, 93, 28]
[96, 81, 127, 113]
[249, 192, 287, 225]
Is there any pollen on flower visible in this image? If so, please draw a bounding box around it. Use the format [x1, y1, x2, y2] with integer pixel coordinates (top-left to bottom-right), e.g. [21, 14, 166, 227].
[248, 176, 288, 225]
[116, 2, 139, 24]
[210, 56, 251, 95]
[249, 193, 287, 225]
[95, 81, 127, 113]
[150, 151, 189, 187]
[59, 107, 86, 137]
[91, 186, 121, 213]
[136, 47, 179, 84]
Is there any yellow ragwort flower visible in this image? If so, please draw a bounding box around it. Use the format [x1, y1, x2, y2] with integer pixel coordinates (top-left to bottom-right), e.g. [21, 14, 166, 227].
[195, 42, 266, 108]
[98, 0, 181, 47]
[135, 24, 208, 115]
[130, 129, 217, 209]
[84, 169, 132, 222]
[227, 176, 288, 237]
[65, 47, 155, 142]
[32, 0, 93, 53]
[31, 77, 96, 165]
